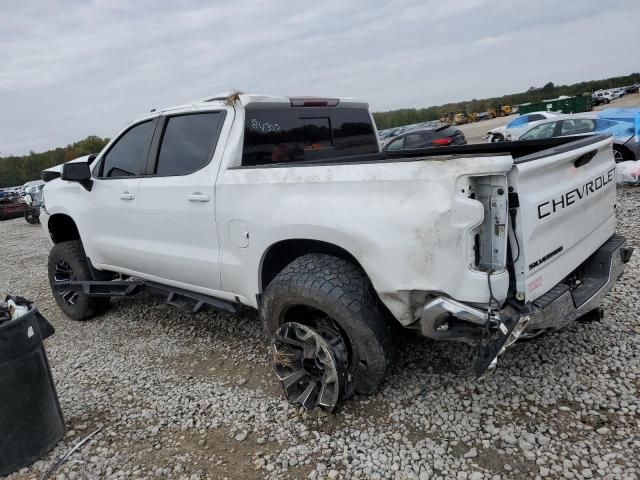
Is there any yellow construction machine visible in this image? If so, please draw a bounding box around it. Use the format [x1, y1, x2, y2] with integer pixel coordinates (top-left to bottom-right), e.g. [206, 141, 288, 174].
[486, 105, 513, 119]
[440, 111, 476, 125]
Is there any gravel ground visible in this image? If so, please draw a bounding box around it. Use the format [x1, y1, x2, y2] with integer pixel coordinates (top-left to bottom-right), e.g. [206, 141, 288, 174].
[1, 187, 639, 480]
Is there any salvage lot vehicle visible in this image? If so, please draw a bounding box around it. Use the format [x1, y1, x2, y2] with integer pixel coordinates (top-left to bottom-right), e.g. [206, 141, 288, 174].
[519, 114, 640, 162]
[0, 193, 28, 221]
[40, 93, 633, 411]
[593, 90, 614, 104]
[383, 124, 466, 150]
[485, 111, 561, 142]
[23, 182, 46, 224]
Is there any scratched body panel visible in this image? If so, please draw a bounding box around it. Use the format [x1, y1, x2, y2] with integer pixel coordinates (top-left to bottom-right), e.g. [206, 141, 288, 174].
[217, 155, 513, 324]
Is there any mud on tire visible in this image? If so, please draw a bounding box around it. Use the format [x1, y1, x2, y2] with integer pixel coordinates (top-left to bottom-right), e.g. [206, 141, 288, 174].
[261, 254, 397, 394]
[47, 240, 110, 321]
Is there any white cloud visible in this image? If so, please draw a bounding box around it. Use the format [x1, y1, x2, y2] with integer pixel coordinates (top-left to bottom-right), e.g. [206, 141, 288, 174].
[1, 0, 639, 154]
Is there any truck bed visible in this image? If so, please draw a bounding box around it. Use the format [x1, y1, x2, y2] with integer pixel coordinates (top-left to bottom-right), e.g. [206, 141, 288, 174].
[230, 134, 606, 168]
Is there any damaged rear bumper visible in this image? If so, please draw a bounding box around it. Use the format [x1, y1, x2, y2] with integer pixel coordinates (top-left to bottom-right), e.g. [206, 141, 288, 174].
[420, 234, 633, 378]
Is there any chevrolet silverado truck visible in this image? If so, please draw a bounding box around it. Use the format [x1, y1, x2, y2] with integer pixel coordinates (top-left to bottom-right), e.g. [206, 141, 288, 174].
[40, 93, 633, 411]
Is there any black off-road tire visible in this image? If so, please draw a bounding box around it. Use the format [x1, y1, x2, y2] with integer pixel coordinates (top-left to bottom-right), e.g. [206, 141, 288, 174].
[613, 146, 630, 163]
[24, 209, 39, 224]
[261, 254, 397, 394]
[48, 240, 110, 321]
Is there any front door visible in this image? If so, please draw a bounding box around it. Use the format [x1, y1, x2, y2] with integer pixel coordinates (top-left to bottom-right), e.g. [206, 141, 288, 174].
[84, 118, 158, 271]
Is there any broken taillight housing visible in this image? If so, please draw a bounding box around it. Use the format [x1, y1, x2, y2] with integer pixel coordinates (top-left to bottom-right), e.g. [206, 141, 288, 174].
[467, 175, 509, 272]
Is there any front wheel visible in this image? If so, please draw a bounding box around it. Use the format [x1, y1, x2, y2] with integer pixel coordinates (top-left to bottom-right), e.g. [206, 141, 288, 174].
[491, 133, 504, 143]
[24, 208, 39, 224]
[47, 240, 110, 320]
[261, 254, 397, 409]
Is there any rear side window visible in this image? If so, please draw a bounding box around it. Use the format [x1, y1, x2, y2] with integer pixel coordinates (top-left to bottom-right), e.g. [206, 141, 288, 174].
[241, 107, 378, 166]
[100, 121, 155, 177]
[155, 112, 224, 176]
[560, 119, 595, 136]
[386, 137, 405, 150]
[404, 133, 424, 148]
[436, 126, 458, 137]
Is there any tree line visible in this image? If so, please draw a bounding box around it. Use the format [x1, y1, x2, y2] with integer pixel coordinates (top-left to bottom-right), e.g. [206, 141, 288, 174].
[2, 72, 639, 186]
[0, 136, 110, 187]
[373, 72, 640, 130]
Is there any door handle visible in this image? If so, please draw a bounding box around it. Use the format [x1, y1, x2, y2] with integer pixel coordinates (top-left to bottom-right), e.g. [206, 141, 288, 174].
[119, 192, 135, 200]
[187, 193, 210, 202]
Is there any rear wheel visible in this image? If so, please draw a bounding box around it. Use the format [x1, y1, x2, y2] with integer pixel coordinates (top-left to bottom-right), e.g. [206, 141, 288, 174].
[47, 240, 110, 320]
[613, 147, 624, 163]
[261, 254, 397, 409]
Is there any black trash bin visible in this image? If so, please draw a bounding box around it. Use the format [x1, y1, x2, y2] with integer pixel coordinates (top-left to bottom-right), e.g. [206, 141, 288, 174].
[0, 298, 64, 476]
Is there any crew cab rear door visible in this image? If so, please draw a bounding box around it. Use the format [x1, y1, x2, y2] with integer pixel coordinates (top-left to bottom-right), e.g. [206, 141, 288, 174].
[134, 108, 229, 293]
[508, 135, 617, 302]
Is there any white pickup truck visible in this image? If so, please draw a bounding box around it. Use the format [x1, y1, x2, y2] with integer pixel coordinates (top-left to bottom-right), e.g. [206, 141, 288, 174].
[41, 93, 633, 411]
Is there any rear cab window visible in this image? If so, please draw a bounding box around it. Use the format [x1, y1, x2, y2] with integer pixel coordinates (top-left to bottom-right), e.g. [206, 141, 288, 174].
[241, 106, 379, 166]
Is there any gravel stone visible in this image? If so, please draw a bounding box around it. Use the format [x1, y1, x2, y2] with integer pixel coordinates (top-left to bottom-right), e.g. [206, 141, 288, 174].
[463, 448, 478, 458]
[2, 185, 640, 479]
[234, 431, 248, 442]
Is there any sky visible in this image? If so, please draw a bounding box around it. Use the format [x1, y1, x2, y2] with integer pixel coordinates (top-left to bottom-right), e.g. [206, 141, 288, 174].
[1, 0, 639, 155]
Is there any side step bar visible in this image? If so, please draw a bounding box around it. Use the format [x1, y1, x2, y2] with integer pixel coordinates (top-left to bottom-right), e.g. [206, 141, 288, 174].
[54, 279, 241, 315]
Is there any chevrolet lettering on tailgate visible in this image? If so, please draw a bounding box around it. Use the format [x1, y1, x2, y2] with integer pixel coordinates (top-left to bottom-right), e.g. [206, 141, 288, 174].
[537, 167, 616, 219]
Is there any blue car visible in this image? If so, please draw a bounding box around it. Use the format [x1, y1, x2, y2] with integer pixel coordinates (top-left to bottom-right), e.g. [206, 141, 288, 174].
[519, 112, 639, 162]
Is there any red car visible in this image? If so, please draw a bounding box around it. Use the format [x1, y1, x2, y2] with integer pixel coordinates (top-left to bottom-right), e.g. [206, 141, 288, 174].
[0, 198, 28, 220]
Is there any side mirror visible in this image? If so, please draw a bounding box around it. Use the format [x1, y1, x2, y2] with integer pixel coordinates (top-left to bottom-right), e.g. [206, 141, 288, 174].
[61, 162, 93, 191]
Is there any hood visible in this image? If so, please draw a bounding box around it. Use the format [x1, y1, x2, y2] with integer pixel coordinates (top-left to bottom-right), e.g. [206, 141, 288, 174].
[488, 125, 507, 136]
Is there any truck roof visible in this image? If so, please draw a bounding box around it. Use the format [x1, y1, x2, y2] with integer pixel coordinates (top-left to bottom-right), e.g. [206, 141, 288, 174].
[156, 92, 369, 114]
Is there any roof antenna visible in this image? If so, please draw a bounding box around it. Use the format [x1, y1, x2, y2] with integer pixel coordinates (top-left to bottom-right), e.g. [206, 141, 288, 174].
[150, 108, 156, 112]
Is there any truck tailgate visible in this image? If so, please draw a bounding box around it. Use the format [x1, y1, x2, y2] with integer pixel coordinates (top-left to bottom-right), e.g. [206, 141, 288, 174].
[508, 136, 617, 302]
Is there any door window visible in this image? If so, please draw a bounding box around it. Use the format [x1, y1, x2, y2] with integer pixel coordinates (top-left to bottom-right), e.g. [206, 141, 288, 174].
[560, 119, 595, 135]
[520, 122, 558, 140]
[99, 121, 155, 177]
[385, 137, 405, 150]
[155, 112, 224, 176]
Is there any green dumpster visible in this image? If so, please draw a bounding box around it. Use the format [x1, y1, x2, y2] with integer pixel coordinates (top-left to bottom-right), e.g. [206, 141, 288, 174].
[518, 95, 592, 115]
